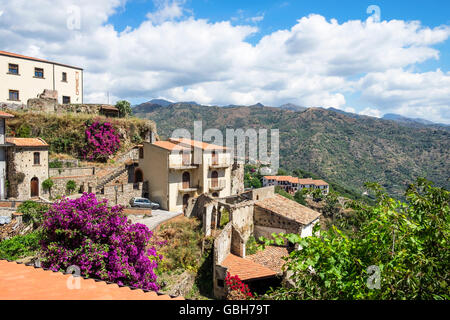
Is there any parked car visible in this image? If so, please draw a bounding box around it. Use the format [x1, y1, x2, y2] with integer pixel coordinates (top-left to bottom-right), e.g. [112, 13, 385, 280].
[129, 197, 160, 209]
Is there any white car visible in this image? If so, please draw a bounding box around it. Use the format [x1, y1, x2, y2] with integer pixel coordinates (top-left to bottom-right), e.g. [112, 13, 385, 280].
[129, 197, 160, 209]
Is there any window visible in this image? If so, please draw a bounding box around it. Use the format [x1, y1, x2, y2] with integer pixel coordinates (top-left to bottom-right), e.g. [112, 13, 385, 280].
[62, 96, 71, 104]
[8, 90, 19, 101]
[8, 64, 19, 75]
[62, 72, 67, 82]
[34, 67, 44, 78]
[33, 152, 40, 165]
[139, 147, 144, 159]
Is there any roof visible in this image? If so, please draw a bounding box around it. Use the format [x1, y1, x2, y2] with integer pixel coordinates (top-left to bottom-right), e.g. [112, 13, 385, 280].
[263, 175, 328, 186]
[6, 137, 49, 147]
[246, 246, 289, 274]
[255, 194, 321, 225]
[0, 50, 83, 70]
[221, 254, 277, 281]
[169, 137, 228, 151]
[100, 105, 119, 111]
[152, 140, 190, 152]
[0, 260, 183, 300]
[0, 111, 14, 118]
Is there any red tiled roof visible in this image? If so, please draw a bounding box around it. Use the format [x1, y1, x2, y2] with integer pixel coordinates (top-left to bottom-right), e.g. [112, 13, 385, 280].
[255, 194, 321, 225]
[100, 105, 119, 111]
[246, 246, 288, 274]
[263, 176, 328, 186]
[169, 138, 228, 151]
[0, 260, 183, 300]
[6, 137, 49, 147]
[0, 50, 82, 70]
[0, 111, 14, 118]
[221, 254, 277, 281]
[152, 140, 189, 151]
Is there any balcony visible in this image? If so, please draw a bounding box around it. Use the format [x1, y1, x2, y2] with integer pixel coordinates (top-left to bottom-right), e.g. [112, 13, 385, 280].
[169, 159, 198, 170]
[208, 158, 230, 169]
[178, 183, 199, 193]
[209, 179, 226, 191]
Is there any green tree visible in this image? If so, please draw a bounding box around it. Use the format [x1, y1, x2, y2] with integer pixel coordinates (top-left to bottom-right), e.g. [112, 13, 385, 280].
[16, 124, 31, 138]
[17, 200, 49, 228]
[250, 177, 262, 189]
[262, 178, 450, 300]
[294, 189, 307, 205]
[277, 168, 288, 176]
[323, 191, 340, 218]
[66, 180, 77, 195]
[275, 186, 294, 201]
[116, 100, 132, 118]
[42, 178, 54, 198]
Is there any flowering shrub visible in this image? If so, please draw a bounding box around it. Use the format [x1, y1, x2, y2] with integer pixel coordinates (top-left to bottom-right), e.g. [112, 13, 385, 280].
[225, 272, 253, 299]
[40, 193, 162, 291]
[82, 121, 120, 161]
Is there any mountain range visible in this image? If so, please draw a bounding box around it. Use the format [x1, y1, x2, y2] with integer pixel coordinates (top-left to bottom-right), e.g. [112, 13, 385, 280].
[133, 100, 449, 198]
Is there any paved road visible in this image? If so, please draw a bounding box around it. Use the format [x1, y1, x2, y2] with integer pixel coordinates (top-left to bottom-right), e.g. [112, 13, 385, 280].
[128, 209, 183, 231]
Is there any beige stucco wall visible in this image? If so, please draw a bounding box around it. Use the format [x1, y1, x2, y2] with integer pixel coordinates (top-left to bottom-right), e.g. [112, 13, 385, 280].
[11, 147, 49, 200]
[139, 143, 169, 210]
[0, 54, 83, 105]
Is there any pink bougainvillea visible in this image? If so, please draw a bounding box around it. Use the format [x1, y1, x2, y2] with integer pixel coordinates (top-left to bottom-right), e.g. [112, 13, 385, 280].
[82, 121, 120, 161]
[40, 193, 162, 291]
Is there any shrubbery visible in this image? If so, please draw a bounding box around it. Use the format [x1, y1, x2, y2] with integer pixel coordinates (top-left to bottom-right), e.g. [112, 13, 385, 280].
[0, 231, 42, 260]
[82, 121, 121, 162]
[40, 193, 162, 291]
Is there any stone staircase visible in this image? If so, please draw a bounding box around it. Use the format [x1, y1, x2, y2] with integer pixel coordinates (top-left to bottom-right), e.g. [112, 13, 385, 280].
[96, 166, 129, 190]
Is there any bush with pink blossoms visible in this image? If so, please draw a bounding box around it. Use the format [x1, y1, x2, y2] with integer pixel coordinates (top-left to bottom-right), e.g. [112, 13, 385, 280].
[40, 193, 162, 291]
[82, 121, 121, 162]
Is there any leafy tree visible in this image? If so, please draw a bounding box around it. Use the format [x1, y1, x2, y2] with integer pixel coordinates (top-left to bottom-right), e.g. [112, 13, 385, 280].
[0, 231, 42, 260]
[323, 191, 340, 218]
[277, 168, 288, 176]
[310, 188, 323, 202]
[261, 179, 450, 300]
[116, 100, 132, 118]
[66, 180, 77, 194]
[275, 186, 294, 201]
[294, 189, 307, 205]
[42, 178, 54, 198]
[16, 124, 31, 138]
[17, 200, 49, 228]
[250, 177, 262, 189]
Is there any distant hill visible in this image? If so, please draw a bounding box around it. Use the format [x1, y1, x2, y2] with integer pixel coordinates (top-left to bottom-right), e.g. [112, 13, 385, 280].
[280, 103, 308, 112]
[134, 103, 449, 199]
[382, 113, 449, 129]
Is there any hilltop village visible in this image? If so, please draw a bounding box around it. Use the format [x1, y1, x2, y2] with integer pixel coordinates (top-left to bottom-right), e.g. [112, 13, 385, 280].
[0, 51, 331, 300]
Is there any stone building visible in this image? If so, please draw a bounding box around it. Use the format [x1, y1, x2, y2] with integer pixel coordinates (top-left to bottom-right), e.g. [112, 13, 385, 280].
[5, 137, 49, 200]
[0, 111, 14, 199]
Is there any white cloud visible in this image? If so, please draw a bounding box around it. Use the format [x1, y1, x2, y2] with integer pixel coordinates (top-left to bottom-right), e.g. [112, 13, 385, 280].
[0, 0, 449, 123]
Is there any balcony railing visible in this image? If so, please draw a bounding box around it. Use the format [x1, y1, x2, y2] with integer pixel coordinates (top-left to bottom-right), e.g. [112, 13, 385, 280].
[208, 158, 230, 169]
[178, 183, 199, 192]
[208, 179, 226, 191]
[169, 159, 199, 169]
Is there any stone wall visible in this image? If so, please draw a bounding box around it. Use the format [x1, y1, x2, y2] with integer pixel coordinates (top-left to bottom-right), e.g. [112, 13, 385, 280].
[49, 166, 96, 178]
[229, 202, 254, 241]
[98, 182, 143, 207]
[48, 175, 97, 198]
[230, 162, 244, 195]
[254, 205, 302, 236]
[213, 223, 232, 299]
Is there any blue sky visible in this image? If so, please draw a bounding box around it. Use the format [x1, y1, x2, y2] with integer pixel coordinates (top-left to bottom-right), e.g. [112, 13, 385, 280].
[1, 0, 449, 122]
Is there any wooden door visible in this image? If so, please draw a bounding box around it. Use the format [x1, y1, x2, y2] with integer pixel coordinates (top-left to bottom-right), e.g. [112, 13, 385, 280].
[182, 172, 190, 189]
[30, 177, 39, 197]
[211, 171, 218, 188]
[212, 151, 218, 165]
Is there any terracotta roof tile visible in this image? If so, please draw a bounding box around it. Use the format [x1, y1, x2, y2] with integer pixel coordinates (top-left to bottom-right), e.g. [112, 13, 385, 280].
[221, 254, 277, 281]
[0, 111, 14, 118]
[0, 260, 183, 300]
[153, 140, 189, 151]
[169, 138, 228, 151]
[246, 246, 289, 274]
[6, 137, 49, 147]
[255, 194, 321, 225]
[264, 176, 328, 186]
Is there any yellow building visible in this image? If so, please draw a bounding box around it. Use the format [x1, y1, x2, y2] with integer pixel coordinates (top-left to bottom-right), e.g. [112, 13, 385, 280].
[139, 138, 232, 212]
[0, 51, 83, 105]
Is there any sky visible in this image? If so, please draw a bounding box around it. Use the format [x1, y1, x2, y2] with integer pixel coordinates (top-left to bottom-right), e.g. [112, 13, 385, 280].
[0, 0, 449, 123]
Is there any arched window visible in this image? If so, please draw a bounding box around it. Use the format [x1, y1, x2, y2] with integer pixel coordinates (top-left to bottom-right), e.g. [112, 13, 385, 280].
[33, 152, 40, 165]
[134, 168, 143, 183]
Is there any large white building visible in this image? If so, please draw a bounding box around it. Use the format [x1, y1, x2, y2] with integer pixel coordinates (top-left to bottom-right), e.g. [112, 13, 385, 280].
[0, 51, 83, 105]
[263, 175, 329, 195]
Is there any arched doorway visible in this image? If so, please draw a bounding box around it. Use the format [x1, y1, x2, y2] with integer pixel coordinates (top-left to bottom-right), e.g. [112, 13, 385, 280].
[183, 194, 190, 208]
[211, 171, 218, 188]
[134, 168, 143, 183]
[30, 177, 39, 198]
[212, 192, 219, 197]
[182, 171, 190, 189]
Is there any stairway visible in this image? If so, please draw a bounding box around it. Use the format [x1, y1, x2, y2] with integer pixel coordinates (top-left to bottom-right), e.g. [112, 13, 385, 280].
[96, 165, 129, 190]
